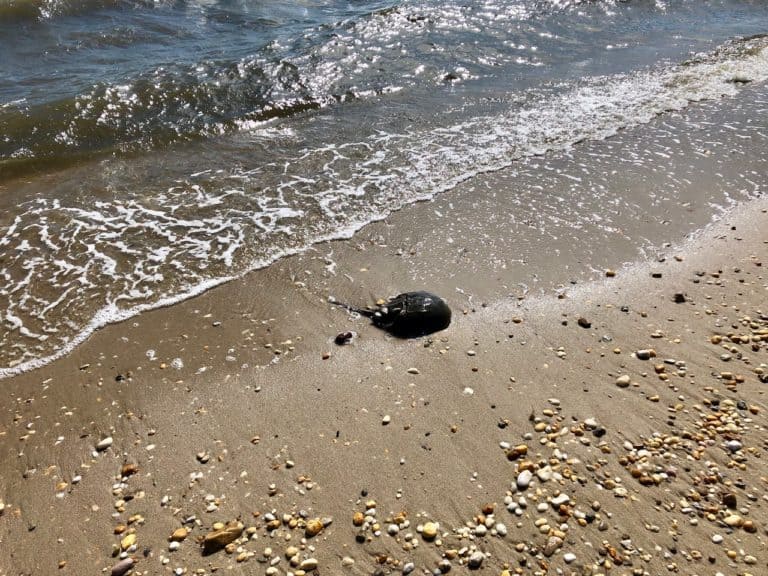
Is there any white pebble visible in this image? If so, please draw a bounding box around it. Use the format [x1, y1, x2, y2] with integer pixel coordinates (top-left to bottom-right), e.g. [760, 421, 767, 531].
[96, 437, 113, 451]
[517, 470, 533, 490]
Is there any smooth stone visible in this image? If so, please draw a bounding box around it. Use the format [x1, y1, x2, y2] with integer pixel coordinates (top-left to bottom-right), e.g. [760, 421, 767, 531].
[422, 522, 438, 540]
[712, 534, 723, 544]
[544, 536, 563, 557]
[111, 558, 134, 576]
[551, 493, 570, 507]
[725, 440, 743, 452]
[474, 524, 487, 536]
[563, 552, 576, 563]
[495, 523, 507, 537]
[536, 466, 553, 482]
[615, 375, 631, 388]
[96, 437, 114, 451]
[403, 562, 415, 574]
[300, 558, 319, 571]
[305, 518, 323, 537]
[516, 470, 533, 490]
[467, 552, 484, 569]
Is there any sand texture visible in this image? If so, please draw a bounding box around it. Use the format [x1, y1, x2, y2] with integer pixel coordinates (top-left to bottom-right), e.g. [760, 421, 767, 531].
[0, 190, 767, 576]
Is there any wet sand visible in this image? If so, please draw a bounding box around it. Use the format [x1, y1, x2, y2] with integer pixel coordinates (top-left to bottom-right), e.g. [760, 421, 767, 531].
[1, 171, 766, 576]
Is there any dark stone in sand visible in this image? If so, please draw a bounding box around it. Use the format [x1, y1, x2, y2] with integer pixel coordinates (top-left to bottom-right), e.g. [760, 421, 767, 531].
[577, 317, 591, 329]
[334, 331, 353, 345]
[333, 291, 451, 338]
[673, 292, 687, 303]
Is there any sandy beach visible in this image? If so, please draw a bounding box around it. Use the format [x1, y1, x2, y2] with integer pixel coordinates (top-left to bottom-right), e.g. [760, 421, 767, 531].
[1, 167, 766, 576]
[3, 2, 768, 575]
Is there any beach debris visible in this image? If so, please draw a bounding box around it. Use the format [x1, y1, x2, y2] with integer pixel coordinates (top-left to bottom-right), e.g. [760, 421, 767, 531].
[577, 316, 591, 328]
[673, 292, 687, 303]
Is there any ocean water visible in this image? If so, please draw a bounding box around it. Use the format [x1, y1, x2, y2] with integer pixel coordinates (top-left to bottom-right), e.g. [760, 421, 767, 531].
[1, 0, 767, 375]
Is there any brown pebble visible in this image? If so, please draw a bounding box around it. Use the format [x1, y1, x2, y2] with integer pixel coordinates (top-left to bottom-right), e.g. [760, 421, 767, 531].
[202, 521, 243, 555]
[305, 518, 324, 537]
[110, 558, 134, 576]
[170, 527, 189, 542]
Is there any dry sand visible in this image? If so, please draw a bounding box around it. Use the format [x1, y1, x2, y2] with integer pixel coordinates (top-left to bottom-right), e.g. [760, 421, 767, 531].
[0, 188, 766, 576]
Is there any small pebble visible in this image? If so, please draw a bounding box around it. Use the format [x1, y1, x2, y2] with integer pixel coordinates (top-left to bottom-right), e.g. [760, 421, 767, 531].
[96, 437, 113, 451]
[467, 552, 484, 569]
[517, 470, 533, 490]
[615, 375, 631, 388]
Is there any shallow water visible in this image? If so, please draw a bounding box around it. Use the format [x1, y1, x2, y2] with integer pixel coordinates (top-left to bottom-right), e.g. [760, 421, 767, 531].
[1, 0, 767, 374]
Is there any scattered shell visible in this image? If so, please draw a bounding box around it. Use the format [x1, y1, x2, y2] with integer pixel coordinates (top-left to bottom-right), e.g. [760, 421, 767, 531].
[202, 521, 244, 555]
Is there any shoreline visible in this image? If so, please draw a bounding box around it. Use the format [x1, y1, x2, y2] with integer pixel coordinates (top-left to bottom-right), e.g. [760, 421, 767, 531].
[0, 185, 765, 574]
